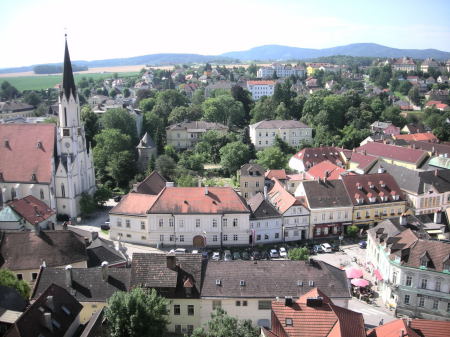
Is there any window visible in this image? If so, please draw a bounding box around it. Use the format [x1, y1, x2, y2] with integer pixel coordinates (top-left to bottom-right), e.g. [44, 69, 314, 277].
[179, 235, 184, 242]
[432, 300, 439, 310]
[212, 300, 221, 310]
[169, 218, 174, 227]
[141, 236, 146, 240]
[160, 235, 164, 242]
[436, 279, 441, 292]
[236, 301, 241, 306]
[196, 219, 200, 228]
[188, 305, 194, 315]
[223, 218, 228, 227]
[321, 213, 325, 221]
[174, 305, 181, 315]
[60, 184, 65, 198]
[126, 234, 131, 238]
[223, 234, 228, 241]
[418, 297, 425, 307]
[213, 219, 217, 228]
[255, 181, 260, 187]
[159, 219, 164, 227]
[32, 272, 38, 280]
[356, 211, 361, 219]
[264, 234, 269, 240]
[213, 235, 218, 242]
[233, 234, 238, 241]
[243, 301, 248, 306]
[421, 279, 427, 289]
[170, 235, 175, 242]
[233, 218, 238, 227]
[187, 325, 194, 334]
[140, 221, 145, 230]
[404, 295, 410, 305]
[257, 222, 260, 228]
[126, 220, 130, 228]
[323, 227, 329, 235]
[258, 300, 271, 310]
[316, 227, 321, 236]
[178, 219, 184, 228]
[420, 257, 428, 268]
[406, 275, 412, 286]
[285, 318, 293, 326]
[392, 272, 397, 284]
[447, 303, 450, 313]
[244, 192, 248, 198]
[275, 233, 279, 239]
[175, 325, 181, 333]
[117, 219, 122, 227]
[40, 189, 45, 200]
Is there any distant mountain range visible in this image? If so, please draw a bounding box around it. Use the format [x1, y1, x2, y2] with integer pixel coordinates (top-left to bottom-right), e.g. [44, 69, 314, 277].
[1, 43, 449, 74]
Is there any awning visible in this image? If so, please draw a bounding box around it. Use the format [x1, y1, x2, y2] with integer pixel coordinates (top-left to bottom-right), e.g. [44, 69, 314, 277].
[374, 269, 383, 281]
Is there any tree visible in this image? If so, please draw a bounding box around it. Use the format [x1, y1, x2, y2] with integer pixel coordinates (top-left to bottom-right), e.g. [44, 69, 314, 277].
[105, 288, 169, 337]
[101, 108, 137, 141]
[0, 269, 30, 299]
[347, 225, 359, 238]
[155, 155, 177, 180]
[23, 91, 42, 106]
[219, 142, 250, 175]
[123, 88, 130, 98]
[79, 192, 96, 215]
[107, 151, 137, 188]
[398, 81, 412, 95]
[191, 308, 259, 337]
[194, 131, 233, 163]
[175, 174, 198, 187]
[94, 186, 112, 206]
[256, 147, 288, 170]
[34, 103, 48, 117]
[109, 89, 117, 98]
[339, 125, 370, 149]
[168, 106, 202, 124]
[202, 95, 246, 127]
[249, 97, 276, 123]
[380, 106, 406, 127]
[0, 81, 19, 100]
[408, 86, 420, 105]
[231, 85, 253, 122]
[192, 88, 206, 105]
[288, 247, 309, 261]
[81, 105, 100, 147]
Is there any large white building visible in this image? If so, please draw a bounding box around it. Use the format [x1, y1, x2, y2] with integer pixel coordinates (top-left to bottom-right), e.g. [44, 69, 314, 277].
[246, 81, 275, 100]
[0, 38, 95, 218]
[249, 119, 313, 150]
[257, 63, 305, 79]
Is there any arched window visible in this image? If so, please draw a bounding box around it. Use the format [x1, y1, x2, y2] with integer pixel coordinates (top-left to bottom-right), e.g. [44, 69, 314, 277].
[11, 187, 16, 200]
[61, 184, 65, 198]
[40, 189, 45, 200]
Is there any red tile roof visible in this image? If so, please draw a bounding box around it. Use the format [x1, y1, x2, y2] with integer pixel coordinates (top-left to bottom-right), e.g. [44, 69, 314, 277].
[367, 319, 420, 337]
[349, 152, 378, 171]
[265, 169, 287, 180]
[410, 319, 450, 337]
[305, 160, 346, 180]
[367, 319, 450, 337]
[425, 100, 443, 107]
[0, 124, 56, 183]
[356, 142, 427, 165]
[247, 80, 275, 85]
[292, 147, 345, 169]
[8, 195, 55, 224]
[148, 187, 250, 214]
[394, 133, 437, 142]
[268, 178, 302, 214]
[110, 193, 158, 215]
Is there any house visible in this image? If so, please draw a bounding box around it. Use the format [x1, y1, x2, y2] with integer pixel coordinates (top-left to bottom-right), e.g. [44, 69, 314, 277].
[136, 132, 157, 171]
[406, 140, 450, 157]
[341, 173, 407, 228]
[437, 75, 449, 84]
[420, 58, 439, 73]
[428, 156, 450, 170]
[249, 120, 312, 150]
[85, 236, 128, 268]
[325, 80, 337, 90]
[204, 81, 233, 97]
[238, 163, 265, 200]
[131, 253, 203, 334]
[305, 77, 319, 88]
[5, 284, 82, 337]
[355, 142, 429, 170]
[370, 121, 400, 135]
[394, 132, 438, 142]
[289, 146, 346, 173]
[32, 264, 130, 323]
[407, 75, 419, 84]
[110, 186, 251, 248]
[200, 259, 351, 330]
[368, 318, 450, 337]
[425, 76, 436, 85]
[304, 160, 347, 180]
[166, 120, 228, 150]
[265, 169, 288, 183]
[132, 170, 167, 195]
[267, 178, 310, 241]
[347, 152, 379, 173]
[0, 102, 34, 120]
[368, 162, 450, 215]
[366, 218, 450, 320]
[247, 193, 282, 244]
[247, 81, 275, 100]
[263, 288, 366, 337]
[392, 57, 416, 72]
[295, 179, 353, 238]
[0, 230, 87, 283]
[0, 40, 96, 218]
[425, 89, 449, 103]
[393, 99, 413, 111]
[257, 63, 305, 79]
[401, 123, 431, 134]
[0, 195, 56, 231]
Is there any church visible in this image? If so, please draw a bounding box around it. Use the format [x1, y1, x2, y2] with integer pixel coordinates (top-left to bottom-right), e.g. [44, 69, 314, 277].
[0, 38, 96, 218]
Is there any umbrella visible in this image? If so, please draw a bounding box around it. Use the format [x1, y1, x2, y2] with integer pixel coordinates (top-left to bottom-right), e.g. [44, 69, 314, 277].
[351, 278, 370, 287]
[346, 267, 363, 279]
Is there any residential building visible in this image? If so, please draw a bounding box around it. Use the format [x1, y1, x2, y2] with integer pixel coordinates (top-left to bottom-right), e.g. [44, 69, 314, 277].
[370, 121, 399, 135]
[200, 259, 351, 330]
[263, 288, 366, 337]
[420, 58, 439, 73]
[32, 263, 130, 323]
[0, 195, 56, 231]
[257, 63, 305, 79]
[246, 81, 275, 100]
[368, 318, 450, 337]
[394, 133, 438, 142]
[392, 57, 416, 72]
[132, 170, 167, 195]
[249, 120, 312, 150]
[401, 123, 431, 134]
[0, 230, 88, 283]
[136, 132, 157, 171]
[0, 101, 34, 120]
[110, 186, 251, 248]
[366, 218, 450, 320]
[428, 156, 450, 170]
[204, 80, 233, 97]
[347, 152, 379, 174]
[166, 121, 228, 150]
[131, 253, 203, 334]
[304, 160, 347, 180]
[405, 140, 450, 157]
[437, 75, 449, 84]
[425, 89, 449, 103]
[368, 162, 450, 215]
[268, 178, 310, 241]
[355, 142, 429, 170]
[289, 146, 346, 172]
[5, 284, 82, 337]
[265, 169, 288, 184]
[306, 63, 343, 76]
[238, 163, 265, 200]
[0, 39, 96, 218]
[295, 179, 353, 238]
[341, 173, 407, 228]
[248, 192, 282, 244]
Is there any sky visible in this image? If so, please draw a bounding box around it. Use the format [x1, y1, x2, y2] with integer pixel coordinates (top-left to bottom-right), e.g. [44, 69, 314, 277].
[1, 0, 450, 68]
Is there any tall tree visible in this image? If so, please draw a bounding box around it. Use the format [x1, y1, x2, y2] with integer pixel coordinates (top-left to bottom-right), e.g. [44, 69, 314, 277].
[101, 108, 137, 142]
[219, 141, 251, 175]
[231, 85, 253, 122]
[0, 269, 30, 299]
[256, 147, 288, 170]
[202, 95, 246, 127]
[155, 155, 177, 180]
[81, 105, 100, 147]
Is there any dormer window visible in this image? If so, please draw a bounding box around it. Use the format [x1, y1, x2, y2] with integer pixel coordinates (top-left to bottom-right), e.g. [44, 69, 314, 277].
[379, 180, 386, 188]
[4, 140, 9, 148]
[240, 280, 246, 286]
[443, 257, 450, 271]
[367, 193, 376, 203]
[31, 173, 36, 181]
[420, 256, 429, 268]
[368, 181, 374, 189]
[285, 318, 293, 326]
[356, 183, 362, 190]
[215, 279, 221, 286]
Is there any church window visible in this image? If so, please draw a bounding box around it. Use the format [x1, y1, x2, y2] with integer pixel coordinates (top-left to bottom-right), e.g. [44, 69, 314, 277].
[40, 189, 45, 200]
[63, 128, 70, 137]
[61, 184, 65, 198]
[64, 108, 67, 126]
[11, 188, 16, 200]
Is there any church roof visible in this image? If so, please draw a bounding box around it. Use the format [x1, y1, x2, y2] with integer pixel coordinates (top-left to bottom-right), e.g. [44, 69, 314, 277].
[136, 132, 156, 149]
[0, 123, 55, 184]
[62, 38, 77, 100]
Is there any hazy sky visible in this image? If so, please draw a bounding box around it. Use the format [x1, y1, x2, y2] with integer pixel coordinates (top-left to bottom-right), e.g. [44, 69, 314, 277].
[1, 0, 450, 68]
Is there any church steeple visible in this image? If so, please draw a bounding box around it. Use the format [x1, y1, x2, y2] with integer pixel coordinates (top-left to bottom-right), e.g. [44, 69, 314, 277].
[62, 35, 77, 100]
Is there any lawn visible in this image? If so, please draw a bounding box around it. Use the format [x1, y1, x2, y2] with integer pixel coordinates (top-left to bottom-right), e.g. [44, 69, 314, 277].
[1, 72, 139, 91]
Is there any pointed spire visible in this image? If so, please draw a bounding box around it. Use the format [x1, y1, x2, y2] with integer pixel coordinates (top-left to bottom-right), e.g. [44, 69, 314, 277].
[62, 34, 77, 100]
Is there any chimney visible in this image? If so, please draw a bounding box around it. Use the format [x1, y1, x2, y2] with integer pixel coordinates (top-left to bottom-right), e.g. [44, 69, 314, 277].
[284, 296, 293, 307]
[65, 265, 73, 288]
[46, 296, 54, 312]
[434, 212, 442, 224]
[101, 261, 109, 281]
[264, 185, 268, 200]
[378, 166, 385, 174]
[43, 312, 53, 332]
[306, 297, 323, 307]
[204, 186, 208, 195]
[167, 255, 177, 270]
[165, 182, 174, 187]
[400, 329, 406, 337]
[399, 214, 407, 226]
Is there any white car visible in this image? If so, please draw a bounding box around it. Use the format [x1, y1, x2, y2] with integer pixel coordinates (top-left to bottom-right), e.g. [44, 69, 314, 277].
[169, 248, 187, 254]
[279, 247, 287, 258]
[212, 252, 220, 261]
[320, 243, 332, 253]
[270, 249, 279, 258]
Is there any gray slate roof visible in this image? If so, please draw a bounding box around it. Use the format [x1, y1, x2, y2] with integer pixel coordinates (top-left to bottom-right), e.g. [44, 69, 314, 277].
[239, 163, 265, 177]
[86, 237, 127, 268]
[251, 120, 310, 129]
[247, 193, 281, 219]
[301, 180, 353, 209]
[201, 260, 350, 299]
[166, 121, 227, 131]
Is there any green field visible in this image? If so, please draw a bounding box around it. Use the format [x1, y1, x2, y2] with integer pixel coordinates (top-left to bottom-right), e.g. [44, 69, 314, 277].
[1, 72, 139, 91]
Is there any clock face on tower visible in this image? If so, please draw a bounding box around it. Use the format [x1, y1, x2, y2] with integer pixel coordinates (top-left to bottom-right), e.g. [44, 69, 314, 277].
[65, 142, 70, 149]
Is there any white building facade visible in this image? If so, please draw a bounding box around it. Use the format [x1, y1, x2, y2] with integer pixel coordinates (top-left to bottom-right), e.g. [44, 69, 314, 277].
[257, 63, 305, 79]
[246, 81, 275, 100]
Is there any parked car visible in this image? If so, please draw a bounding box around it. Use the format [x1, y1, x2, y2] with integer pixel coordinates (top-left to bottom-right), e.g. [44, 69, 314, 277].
[331, 243, 340, 252]
[359, 241, 367, 249]
[100, 222, 110, 230]
[279, 247, 287, 258]
[241, 251, 250, 260]
[313, 245, 324, 254]
[232, 251, 241, 260]
[251, 251, 261, 260]
[261, 250, 270, 260]
[113, 195, 121, 202]
[320, 243, 332, 253]
[270, 249, 279, 258]
[212, 252, 220, 261]
[191, 250, 199, 254]
[224, 250, 232, 261]
[169, 248, 187, 254]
